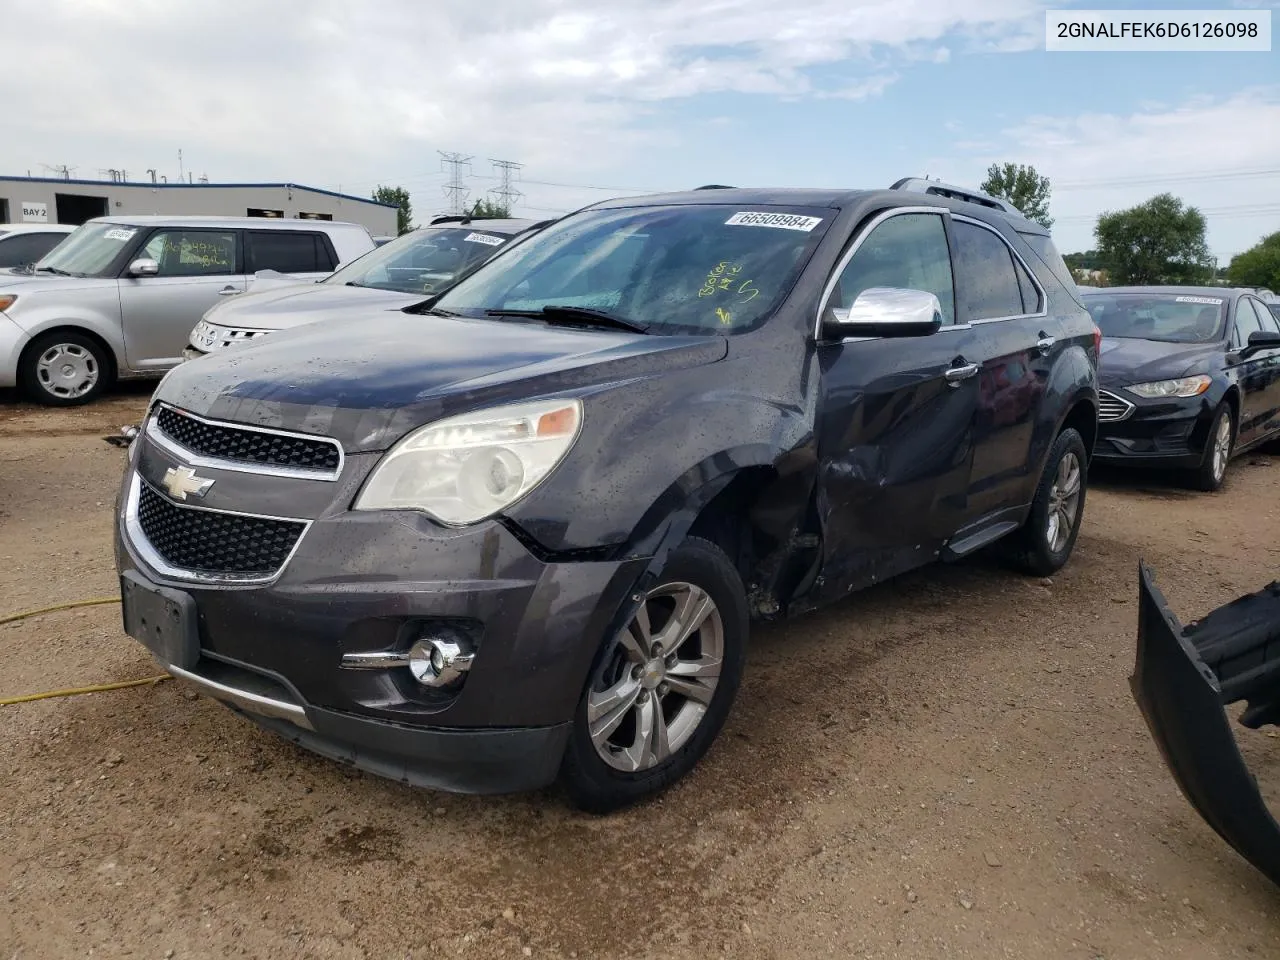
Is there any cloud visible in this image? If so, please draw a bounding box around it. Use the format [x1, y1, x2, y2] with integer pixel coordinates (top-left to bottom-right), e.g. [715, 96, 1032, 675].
[2, 0, 1043, 217]
[932, 88, 1280, 258]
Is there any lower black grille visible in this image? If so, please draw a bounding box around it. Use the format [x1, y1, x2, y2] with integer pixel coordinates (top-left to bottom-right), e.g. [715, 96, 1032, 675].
[156, 406, 341, 473]
[137, 481, 305, 577]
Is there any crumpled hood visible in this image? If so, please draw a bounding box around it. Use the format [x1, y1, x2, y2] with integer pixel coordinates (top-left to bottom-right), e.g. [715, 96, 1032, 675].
[157, 311, 728, 452]
[1099, 336, 1222, 388]
[204, 281, 422, 332]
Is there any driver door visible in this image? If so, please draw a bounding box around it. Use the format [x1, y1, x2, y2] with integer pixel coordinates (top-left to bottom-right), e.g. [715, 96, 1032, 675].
[119, 228, 247, 371]
[815, 209, 984, 592]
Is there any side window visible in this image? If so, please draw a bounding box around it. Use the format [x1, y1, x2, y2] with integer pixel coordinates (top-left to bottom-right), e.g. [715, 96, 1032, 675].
[832, 212, 955, 325]
[1253, 298, 1280, 334]
[245, 231, 326, 273]
[951, 221, 1024, 322]
[141, 230, 238, 277]
[1233, 298, 1264, 349]
[1013, 254, 1042, 314]
[0, 232, 63, 268]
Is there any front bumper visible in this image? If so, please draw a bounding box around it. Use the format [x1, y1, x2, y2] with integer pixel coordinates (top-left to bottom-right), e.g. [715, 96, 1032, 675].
[1130, 563, 1280, 886]
[1094, 390, 1214, 469]
[114, 426, 647, 794]
[0, 313, 29, 388]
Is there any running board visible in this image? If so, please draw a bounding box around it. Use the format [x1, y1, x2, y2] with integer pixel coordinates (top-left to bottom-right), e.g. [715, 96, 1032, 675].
[941, 520, 1020, 560]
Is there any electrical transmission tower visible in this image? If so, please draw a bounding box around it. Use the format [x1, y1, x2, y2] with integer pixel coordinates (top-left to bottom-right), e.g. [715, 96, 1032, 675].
[438, 151, 473, 215]
[489, 159, 523, 214]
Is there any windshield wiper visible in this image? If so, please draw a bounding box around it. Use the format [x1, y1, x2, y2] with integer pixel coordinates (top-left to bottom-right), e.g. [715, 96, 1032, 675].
[485, 305, 648, 334]
[36, 266, 74, 276]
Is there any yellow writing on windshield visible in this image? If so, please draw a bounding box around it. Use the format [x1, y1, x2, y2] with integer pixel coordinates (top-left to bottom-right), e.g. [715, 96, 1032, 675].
[699, 260, 760, 304]
[715, 306, 732, 325]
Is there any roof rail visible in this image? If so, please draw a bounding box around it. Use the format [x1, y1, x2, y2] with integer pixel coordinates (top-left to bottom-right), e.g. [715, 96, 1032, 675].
[428, 214, 472, 225]
[694, 184, 734, 190]
[889, 177, 1022, 216]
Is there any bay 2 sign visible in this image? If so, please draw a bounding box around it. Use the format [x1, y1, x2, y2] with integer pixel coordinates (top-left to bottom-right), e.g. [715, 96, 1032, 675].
[21, 201, 48, 223]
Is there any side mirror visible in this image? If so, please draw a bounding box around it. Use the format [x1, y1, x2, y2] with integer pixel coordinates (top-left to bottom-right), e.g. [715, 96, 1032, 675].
[127, 258, 159, 277]
[824, 287, 943, 339]
[1241, 330, 1280, 358]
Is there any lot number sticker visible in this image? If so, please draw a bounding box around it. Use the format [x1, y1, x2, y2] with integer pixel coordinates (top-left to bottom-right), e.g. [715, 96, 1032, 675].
[1175, 296, 1224, 305]
[725, 211, 823, 232]
[463, 232, 504, 246]
[103, 228, 137, 242]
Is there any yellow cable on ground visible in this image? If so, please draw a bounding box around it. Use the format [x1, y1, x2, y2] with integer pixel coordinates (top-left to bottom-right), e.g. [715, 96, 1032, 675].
[0, 596, 169, 705]
[0, 675, 170, 706]
[0, 596, 122, 626]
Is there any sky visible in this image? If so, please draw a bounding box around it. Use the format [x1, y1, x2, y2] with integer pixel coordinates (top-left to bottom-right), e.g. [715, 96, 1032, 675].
[3, 0, 1277, 260]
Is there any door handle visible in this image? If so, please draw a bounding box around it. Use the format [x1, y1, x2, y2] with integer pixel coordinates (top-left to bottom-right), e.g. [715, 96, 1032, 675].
[1036, 333, 1056, 355]
[945, 362, 979, 384]
[218, 286, 239, 296]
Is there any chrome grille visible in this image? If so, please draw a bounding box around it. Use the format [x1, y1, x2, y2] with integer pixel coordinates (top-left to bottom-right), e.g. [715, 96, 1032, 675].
[154, 405, 342, 475]
[136, 480, 305, 579]
[190, 321, 269, 354]
[1098, 390, 1135, 423]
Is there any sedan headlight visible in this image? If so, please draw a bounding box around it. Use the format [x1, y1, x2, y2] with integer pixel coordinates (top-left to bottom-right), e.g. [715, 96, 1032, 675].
[354, 398, 583, 525]
[1126, 375, 1212, 399]
[0, 295, 17, 312]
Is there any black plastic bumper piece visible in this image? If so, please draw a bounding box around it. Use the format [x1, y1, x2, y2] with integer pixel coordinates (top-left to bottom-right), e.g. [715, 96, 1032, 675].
[236, 706, 571, 796]
[1130, 562, 1280, 886]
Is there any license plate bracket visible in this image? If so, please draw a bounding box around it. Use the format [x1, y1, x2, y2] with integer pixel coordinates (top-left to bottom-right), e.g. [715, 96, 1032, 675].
[120, 571, 199, 670]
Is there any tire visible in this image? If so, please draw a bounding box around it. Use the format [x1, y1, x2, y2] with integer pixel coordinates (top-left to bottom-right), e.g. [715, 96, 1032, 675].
[1190, 403, 1233, 492]
[19, 331, 112, 406]
[560, 536, 748, 814]
[1006, 427, 1088, 577]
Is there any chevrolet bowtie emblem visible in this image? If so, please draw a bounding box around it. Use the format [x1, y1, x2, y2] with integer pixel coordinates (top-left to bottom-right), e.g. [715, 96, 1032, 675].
[162, 466, 215, 501]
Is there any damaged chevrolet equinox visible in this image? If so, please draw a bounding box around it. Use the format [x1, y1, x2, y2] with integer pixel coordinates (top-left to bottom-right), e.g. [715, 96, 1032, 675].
[116, 181, 1100, 812]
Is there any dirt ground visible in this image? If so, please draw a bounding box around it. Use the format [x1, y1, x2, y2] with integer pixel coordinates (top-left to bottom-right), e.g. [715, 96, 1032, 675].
[2, 386, 1278, 960]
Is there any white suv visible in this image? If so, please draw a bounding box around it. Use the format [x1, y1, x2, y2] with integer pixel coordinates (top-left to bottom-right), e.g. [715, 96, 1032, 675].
[0, 215, 374, 404]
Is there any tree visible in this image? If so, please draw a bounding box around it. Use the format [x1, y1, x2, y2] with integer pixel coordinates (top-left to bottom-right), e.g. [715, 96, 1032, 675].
[1227, 231, 1280, 292]
[980, 163, 1053, 228]
[372, 185, 413, 235]
[1094, 193, 1216, 285]
[466, 198, 511, 219]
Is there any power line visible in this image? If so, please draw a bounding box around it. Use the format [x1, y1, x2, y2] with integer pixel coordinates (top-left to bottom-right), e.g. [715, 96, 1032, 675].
[1056, 167, 1280, 191]
[438, 151, 472, 215]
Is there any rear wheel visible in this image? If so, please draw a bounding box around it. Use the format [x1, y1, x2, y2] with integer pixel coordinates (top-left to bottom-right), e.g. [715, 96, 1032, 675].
[560, 537, 747, 813]
[1005, 427, 1088, 577]
[1190, 403, 1233, 492]
[19, 331, 111, 406]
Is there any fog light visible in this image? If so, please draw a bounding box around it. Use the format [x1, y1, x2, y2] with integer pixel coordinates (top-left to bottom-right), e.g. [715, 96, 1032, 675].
[408, 636, 474, 688]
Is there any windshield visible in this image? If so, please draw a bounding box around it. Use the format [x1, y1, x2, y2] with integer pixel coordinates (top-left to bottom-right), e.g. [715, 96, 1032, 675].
[1083, 293, 1227, 343]
[35, 222, 140, 277]
[435, 204, 832, 335]
[325, 226, 515, 294]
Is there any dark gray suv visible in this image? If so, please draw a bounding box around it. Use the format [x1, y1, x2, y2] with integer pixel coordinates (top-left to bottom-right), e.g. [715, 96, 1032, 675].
[115, 181, 1099, 811]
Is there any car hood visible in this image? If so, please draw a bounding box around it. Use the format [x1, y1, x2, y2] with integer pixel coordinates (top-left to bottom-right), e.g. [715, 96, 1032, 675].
[157, 312, 729, 452]
[0, 272, 115, 293]
[1099, 337, 1221, 388]
[205, 282, 423, 331]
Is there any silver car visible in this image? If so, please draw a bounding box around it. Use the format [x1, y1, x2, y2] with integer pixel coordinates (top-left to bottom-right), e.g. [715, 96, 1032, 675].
[0, 215, 375, 405]
[185, 217, 543, 359]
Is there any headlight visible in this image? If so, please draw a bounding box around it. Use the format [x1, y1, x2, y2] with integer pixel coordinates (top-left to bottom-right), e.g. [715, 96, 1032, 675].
[1126, 375, 1212, 399]
[0, 295, 17, 312]
[353, 398, 582, 525]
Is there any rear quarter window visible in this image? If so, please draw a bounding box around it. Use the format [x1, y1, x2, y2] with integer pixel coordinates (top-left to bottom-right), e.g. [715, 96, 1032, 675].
[1017, 232, 1081, 304]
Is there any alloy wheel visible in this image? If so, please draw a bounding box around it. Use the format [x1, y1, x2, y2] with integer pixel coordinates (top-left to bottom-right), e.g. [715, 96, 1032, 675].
[1045, 451, 1082, 553]
[587, 582, 724, 772]
[1212, 413, 1232, 483]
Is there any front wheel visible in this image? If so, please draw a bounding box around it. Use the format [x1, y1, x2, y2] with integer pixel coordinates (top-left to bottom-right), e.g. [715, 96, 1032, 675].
[19, 331, 112, 406]
[560, 537, 748, 814]
[1190, 403, 1233, 492]
[1006, 427, 1088, 577]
